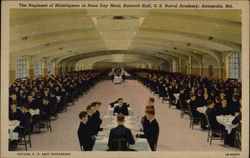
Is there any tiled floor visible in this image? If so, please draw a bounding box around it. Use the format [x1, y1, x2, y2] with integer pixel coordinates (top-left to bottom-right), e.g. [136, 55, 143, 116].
[17, 79, 239, 151]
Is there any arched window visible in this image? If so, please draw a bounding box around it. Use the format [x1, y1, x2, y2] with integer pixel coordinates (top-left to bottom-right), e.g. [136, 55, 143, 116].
[47, 61, 52, 74]
[16, 56, 27, 79]
[228, 52, 241, 80]
[161, 61, 170, 72]
[75, 63, 78, 71]
[34, 60, 42, 77]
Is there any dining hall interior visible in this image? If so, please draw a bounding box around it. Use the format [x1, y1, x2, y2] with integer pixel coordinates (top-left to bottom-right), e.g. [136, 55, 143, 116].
[7, 9, 243, 152]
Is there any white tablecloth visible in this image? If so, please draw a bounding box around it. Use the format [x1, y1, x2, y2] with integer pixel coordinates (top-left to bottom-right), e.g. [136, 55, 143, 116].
[173, 93, 180, 104]
[93, 138, 150, 151]
[216, 115, 238, 134]
[93, 116, 151, 151]
[196, 106, 207, 114]
[9, 120, 20, 140]
[17, 107, 40, 116]
[30, 109, 40, 116]
[113, 76, 123, 84]
[107, 107, 133, 116]
[56, 96, 61, 102]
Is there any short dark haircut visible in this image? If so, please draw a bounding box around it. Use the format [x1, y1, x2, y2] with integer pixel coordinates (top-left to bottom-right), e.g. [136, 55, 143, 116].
[91, 101, 102, 107]
[86, 105, 93, 111]
[149, 97, 155, 103]
[146, 105, 154, 111]
[215, 96, 221, 102]
[79, 111, 88, 119]
[117, 98, 123, 101]
[222, 98, 227, 102]
[190, 93, 196, 97]
[23, 104, 30, 109]
[117, 114, 125, 122]
[146, 109, 155, 116]
[207, 100, 214, 105]
[197, 90, 203, 95]
[28, 93, 33, 96]
[91, 102, 97, 107]
[11, 101, 17, 105]
[10, 92, 16, 96]
[43, 97, 49, 101]
[233, 93, 239, 100]
[96, 101, 101, 105]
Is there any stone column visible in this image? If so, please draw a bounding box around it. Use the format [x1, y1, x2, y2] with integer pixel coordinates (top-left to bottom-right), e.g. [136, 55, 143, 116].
[187, 56, 192, 74]
[179, 57, 182, 73]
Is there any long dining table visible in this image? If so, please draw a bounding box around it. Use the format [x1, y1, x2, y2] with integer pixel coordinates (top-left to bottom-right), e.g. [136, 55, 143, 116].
[9, 120, 20, 141]
[216, 114, 238, 134]
[93, 106, 151, 151]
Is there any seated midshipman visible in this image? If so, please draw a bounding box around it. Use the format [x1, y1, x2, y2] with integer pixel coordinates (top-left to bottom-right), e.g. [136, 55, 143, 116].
[108, 114, 135, 151]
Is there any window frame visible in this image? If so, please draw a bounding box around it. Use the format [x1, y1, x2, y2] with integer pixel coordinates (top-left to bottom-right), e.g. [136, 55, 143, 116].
[228, 52, 241, 80]
[47, 61, 53, 74]
[34, 60, 42, 77]
[16, 56, 27, 79]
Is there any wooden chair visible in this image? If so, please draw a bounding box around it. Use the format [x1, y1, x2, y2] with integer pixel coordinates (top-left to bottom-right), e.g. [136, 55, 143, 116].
[187, 104, 200, 129]
[234, 130, 241, 149]
[41, 117, 52, 132]
[110, 138, 129, 151]
[16, 117, 32, 151]
[162, 95, 169, 103]
[168, 95, 176, 109]
[205, 114, 223, 145]
[159, 89, 169, 103]
[180, 101, 190, 118]
[72, 89, 78, 101]
[51, 101, 59, 120]
[62, 98, 68, 112]
[78, 86, 84, 96]
[66, 94, 74, 105]
[37, 109, 52, 132]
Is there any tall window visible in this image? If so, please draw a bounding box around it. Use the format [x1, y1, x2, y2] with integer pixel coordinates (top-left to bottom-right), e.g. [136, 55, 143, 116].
[229, 52, 241, 80]
[161, 61, 170, 72]
[34, 60, 42, 77]
[16, 57, 27, 79]
[47, 61, 52, 74]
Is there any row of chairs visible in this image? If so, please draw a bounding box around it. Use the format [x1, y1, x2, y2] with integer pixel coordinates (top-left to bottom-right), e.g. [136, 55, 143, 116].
[81, 138, 131, 151]
[15, 117, 32, 151]
[172, 97, 241, 148]
[12, 100, 63, 151]
[12, 76, 103, 151]
[134, 77, 241, 148]
[170, 98, 224, 145]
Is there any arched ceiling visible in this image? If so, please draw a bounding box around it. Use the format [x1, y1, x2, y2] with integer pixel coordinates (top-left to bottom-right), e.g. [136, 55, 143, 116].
[62, 50, 169, 66]
[75, 53, 157, 68]
[10, 9, 241, 66]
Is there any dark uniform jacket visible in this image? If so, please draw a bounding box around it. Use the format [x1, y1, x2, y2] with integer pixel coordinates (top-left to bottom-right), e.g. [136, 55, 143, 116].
[137, 119, 159, 151]
[91, 111, 103, 135]
[113, 105, 129, 116]
[77, 122, 94, 151]
[108, 125, 135, 151]
[206, 107, 223, 131]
